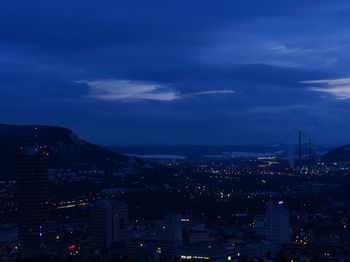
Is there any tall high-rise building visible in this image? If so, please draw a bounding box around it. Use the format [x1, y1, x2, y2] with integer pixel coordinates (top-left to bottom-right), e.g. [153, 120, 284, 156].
[17, 146, 49, 253]
[265, 201, 290, 244]
[90, 200, 129, 248]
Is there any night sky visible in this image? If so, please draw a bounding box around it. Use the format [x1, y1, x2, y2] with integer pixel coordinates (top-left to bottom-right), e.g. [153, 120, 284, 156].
[2, 0, 350, 146]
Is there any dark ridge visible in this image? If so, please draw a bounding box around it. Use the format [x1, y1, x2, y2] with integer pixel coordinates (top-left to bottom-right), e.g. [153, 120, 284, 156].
[0, 124, 126, 178]
[323, 144, 350, 163]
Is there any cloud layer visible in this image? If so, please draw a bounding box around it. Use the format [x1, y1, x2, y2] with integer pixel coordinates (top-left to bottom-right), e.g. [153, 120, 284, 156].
[301, 78, 350, 100]
[82, 80, 235, 101]
[1, 0, 350, 145]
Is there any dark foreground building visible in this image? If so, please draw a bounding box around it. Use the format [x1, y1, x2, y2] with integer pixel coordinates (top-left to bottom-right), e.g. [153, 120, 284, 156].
[90, 200, 129, 249]
[265, 201, 290, 244]
[17, 146, 48, 255]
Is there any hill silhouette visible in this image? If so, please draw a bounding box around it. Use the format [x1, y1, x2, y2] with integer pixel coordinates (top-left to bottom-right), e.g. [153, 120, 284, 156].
[0, 124, 126, 178]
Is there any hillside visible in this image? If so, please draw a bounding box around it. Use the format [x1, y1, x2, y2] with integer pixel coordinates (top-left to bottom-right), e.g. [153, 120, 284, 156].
[323, 144, 350, 163]
[112, 144, 290, 159]
[0, 124, 126, 178]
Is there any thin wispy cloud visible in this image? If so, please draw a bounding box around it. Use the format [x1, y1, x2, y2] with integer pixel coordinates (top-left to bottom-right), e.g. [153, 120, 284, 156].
[81, 80, 179, 101]
[267, 45, 299, 54]
[300, 78, 350, 100]
[184, 90, 235, 97]
[80, 80, 235, 102]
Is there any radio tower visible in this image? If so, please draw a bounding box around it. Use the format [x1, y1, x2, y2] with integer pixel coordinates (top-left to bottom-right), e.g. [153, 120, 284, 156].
[298, 129, 302, 161]
[308, 137, 312, 160]
[34, 127, 39, 148]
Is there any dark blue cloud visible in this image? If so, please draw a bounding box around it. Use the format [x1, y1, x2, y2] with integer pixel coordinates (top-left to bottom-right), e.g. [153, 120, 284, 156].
[1, 0, 350, 145]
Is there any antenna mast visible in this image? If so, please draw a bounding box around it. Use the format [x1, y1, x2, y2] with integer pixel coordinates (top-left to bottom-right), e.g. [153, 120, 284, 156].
[34, 127, 39, 150]
[298, 129, 302, 161]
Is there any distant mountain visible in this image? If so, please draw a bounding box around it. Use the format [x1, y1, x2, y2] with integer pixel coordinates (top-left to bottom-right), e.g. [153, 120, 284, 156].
[111, 144, 291, 159]
[112, 143, 331, 160]
[0, 124, 126, 178]
[323, 144, 350, 163]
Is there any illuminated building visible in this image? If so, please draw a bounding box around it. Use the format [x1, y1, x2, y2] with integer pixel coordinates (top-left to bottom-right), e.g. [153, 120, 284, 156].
[236, 241, 279, 259]
[17, 146, 49, 254]
[90, 200, 129, 248]
[175, 241, 235, 261]
[125, 214, 183, 261]
[125, 233, 178, 262]
[265, 201, 290, 244]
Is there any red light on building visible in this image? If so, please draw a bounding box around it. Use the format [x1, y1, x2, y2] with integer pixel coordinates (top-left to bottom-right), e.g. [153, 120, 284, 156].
[68, 245, 76, 250]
